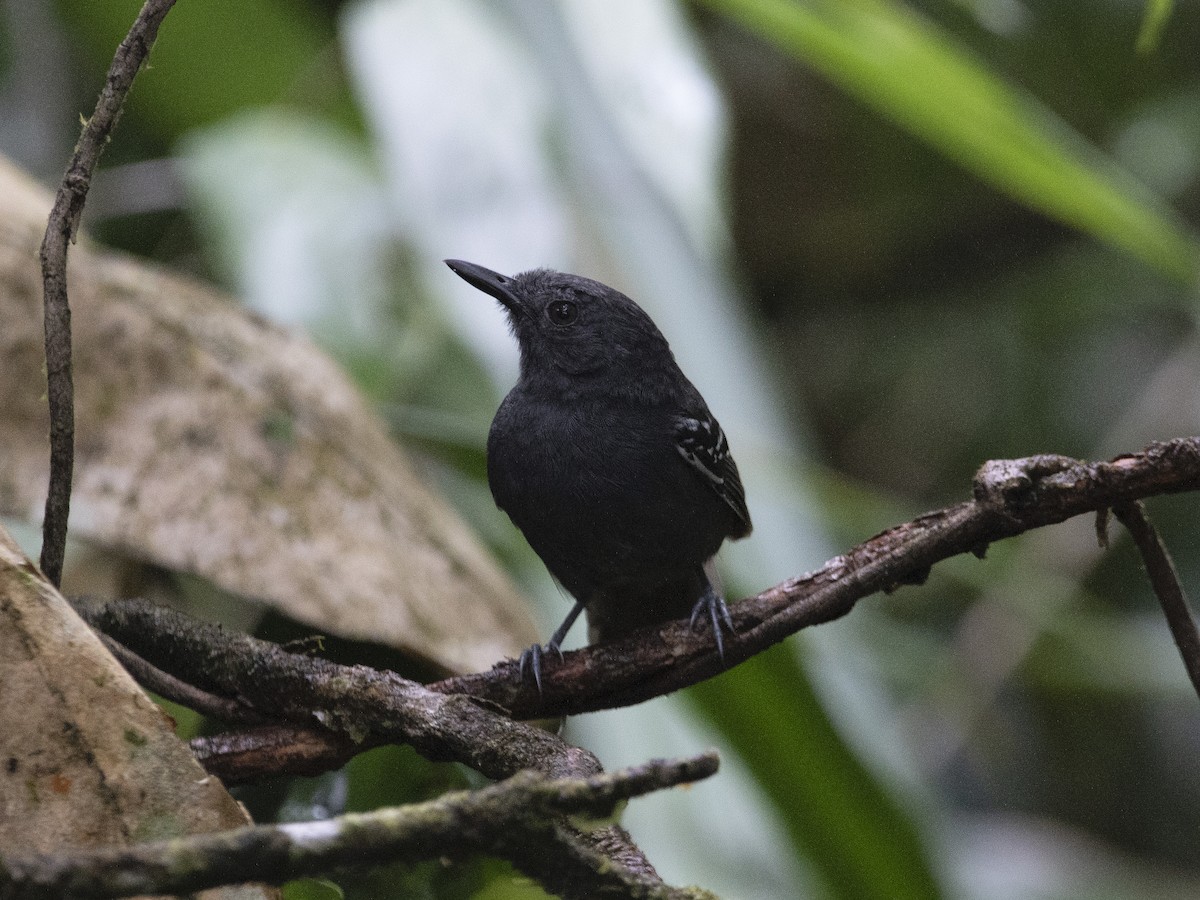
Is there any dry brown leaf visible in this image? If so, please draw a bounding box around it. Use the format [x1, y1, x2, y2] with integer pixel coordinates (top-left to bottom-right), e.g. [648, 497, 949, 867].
[0, 524, 276, 899]
[0, 155, 536, 675]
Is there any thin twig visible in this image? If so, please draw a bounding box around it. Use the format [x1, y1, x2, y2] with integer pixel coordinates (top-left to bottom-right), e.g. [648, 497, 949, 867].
[0, 754, 718, 900]
[99, 634, 268, 726]
[38, 0, 178, 586]
[1113, 501, 1200, 699]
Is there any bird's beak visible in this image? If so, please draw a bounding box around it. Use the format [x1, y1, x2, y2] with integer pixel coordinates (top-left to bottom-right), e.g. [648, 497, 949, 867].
[444, 259, 526, 318]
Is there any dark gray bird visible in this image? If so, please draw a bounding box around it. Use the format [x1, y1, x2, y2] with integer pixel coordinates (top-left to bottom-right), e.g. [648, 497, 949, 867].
[445, 259, 751, 687]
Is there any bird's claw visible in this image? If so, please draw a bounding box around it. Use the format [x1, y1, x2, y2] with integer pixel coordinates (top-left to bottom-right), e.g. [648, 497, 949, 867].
[517, 641, 564, 693]
[690, 588, 735, 660]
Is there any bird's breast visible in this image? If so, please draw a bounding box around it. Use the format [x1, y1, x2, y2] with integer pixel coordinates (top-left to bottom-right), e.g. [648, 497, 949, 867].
[488, 394, 667, 507]
[486, 390, 731, 585]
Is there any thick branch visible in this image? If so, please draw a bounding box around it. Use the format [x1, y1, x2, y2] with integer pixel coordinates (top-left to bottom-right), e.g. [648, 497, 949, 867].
[0, 754, 718, 900]
[87, 438, 1200, 790]
[82, 599, 669, 889]
[82, 600, 594, 782]
[428, 438, 1200, 716]
[1113, 501, 1200, 698]
[190, 725, 370, 783]
[38, 0, 178, 586]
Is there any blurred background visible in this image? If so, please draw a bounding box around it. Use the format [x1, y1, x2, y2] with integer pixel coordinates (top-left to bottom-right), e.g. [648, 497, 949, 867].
[3, 0, 1200, 897]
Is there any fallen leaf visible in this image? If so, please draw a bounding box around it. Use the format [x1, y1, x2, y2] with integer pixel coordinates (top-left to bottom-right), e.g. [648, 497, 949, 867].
[0, 155, 536, 674]
[0, 524, 276, 899]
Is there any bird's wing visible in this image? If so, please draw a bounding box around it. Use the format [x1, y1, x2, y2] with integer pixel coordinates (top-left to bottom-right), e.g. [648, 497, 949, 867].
[674, 413, 752, 536]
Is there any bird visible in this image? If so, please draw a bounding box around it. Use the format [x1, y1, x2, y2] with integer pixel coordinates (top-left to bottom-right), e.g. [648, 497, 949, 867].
[445, 259, 752, 688]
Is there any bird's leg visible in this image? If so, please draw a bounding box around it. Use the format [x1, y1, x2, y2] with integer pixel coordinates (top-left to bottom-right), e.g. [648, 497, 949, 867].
[689, 567, 735, 660]
[518, 597, 587, 692]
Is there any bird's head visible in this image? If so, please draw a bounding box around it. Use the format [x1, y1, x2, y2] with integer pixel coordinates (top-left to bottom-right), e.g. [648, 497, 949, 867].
[445, 259, 675, 392]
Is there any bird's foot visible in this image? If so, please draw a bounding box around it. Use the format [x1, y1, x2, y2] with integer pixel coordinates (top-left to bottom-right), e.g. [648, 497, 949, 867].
[690, 587, 735, 660]
[517, 640, 564, 693]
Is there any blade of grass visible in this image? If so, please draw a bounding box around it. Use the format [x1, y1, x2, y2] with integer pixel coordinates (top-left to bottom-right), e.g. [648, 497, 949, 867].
[1137, 0, 1175, 54]
[688, 644, 942, 900]
[698, 0, 1200, 286]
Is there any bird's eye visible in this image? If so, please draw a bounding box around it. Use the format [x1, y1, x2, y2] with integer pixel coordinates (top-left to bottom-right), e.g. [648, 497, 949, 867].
[547, 300, 578, 325]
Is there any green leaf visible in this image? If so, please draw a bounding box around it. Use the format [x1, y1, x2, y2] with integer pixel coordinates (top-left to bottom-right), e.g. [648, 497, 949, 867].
[697, 0, 1200, 286]
[688, 644, 942, 900]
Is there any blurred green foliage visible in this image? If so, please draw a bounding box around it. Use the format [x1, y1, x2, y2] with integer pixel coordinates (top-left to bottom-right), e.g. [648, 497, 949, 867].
[689, 643, 941, 900]
[282, 878, 346, 900]
[57, 0, 347, 134]
[700, 0, 1200, 285]
[6, 0, 1200, 897]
